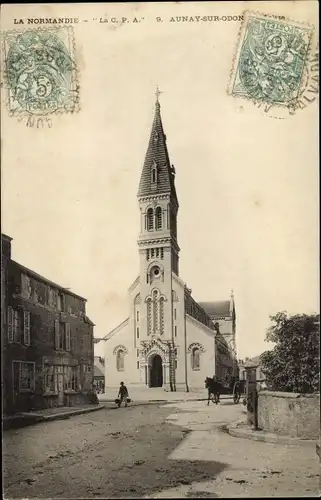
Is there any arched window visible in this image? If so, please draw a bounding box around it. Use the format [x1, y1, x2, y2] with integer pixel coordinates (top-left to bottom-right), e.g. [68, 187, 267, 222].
[191, 347, 200, 370]
[153, 290, 159, 332]
[116, 350, 125, 371]
[155, 207, 162, 230]
[147, 208, 154, 231]
[147, 298, 152, 335]
[159, 296, 165, 335]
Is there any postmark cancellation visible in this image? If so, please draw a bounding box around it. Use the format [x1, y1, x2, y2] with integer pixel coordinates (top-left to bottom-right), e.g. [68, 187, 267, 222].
[2, 26, 79, 117]
[228, 11, 316, 111]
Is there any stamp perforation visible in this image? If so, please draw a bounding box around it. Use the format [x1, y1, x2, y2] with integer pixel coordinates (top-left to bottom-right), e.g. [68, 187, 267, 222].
[227, 9, 317, 113]
[1, 26, 80, 118]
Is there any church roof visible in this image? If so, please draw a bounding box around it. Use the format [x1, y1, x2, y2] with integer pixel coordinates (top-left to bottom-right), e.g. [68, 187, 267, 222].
[137, 98, 178, 204]
[198, 300, 231, 317]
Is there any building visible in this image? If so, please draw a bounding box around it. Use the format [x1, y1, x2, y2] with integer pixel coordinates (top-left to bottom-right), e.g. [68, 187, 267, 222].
[1, 234, 12, 414]
[239, 355, 266, 383]
[102, 96, 236, 391]
[1, 234, 95, 414]
[93, 356, 105, 393]
[199, 297, 236, 351]
[199, 297, 238, 380]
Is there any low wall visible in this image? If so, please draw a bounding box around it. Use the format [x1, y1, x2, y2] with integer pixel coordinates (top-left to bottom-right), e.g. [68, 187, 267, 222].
[258, 391, 320, 440]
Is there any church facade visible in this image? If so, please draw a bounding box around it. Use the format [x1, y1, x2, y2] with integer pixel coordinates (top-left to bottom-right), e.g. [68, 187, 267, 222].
[103, 97, 237, 391]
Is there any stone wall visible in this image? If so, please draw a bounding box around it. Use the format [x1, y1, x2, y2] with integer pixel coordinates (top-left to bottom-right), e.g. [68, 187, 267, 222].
[258, 391, 320, 439]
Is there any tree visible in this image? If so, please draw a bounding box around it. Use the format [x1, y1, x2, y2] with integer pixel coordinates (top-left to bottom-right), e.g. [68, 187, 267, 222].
[260, 311, 320, 394]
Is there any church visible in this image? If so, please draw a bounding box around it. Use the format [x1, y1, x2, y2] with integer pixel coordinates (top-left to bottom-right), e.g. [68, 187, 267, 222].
[103, 94, 237, 391]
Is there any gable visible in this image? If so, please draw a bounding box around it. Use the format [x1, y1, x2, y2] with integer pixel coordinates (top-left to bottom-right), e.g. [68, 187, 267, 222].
[186, 314, 216, 337]
[128, 276, 140, 294]
[103, 318, 129, 340]
[140, 337, 170, 356]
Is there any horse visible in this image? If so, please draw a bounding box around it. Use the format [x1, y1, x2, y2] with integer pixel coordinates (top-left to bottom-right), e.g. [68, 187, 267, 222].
[205, 377, 221, 405]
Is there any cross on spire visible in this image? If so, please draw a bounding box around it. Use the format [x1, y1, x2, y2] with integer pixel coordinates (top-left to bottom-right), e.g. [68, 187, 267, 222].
[155, 85, 163, 103]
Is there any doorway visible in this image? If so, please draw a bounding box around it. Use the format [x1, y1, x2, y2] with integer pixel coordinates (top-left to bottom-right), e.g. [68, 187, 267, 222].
[150, 355, 163, 387]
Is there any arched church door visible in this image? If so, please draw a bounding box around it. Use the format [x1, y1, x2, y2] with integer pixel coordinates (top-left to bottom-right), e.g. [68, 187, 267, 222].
[150, 355, 163, 387]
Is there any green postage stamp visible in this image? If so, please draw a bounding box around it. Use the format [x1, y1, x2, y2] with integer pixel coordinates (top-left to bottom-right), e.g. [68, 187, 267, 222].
[2, 26, 79, 116]
[228, 11, 315, 107]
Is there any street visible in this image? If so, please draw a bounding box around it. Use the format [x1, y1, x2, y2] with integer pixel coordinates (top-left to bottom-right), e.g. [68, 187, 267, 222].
[3, 400, 320, 498]
[4, 402, 224, 499]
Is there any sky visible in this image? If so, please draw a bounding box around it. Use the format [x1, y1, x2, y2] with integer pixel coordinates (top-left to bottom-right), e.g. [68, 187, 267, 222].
[1, 2, 319, 360]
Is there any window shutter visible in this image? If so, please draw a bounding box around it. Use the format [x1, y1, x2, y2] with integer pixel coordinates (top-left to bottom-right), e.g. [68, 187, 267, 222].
[14, 311, 21, 343]
[77, 365, 81, 390]
[65, 323, 71, 351]
[32, 363, 36, 391]
[54, 366, 58, 392]
[7, 306, 13, 343]
[23, 311, 31, 346]
[54, 319, 60, 349]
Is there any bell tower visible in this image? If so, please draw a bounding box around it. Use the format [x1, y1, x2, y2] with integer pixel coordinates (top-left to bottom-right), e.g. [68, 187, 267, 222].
[137, 89, 180, 343]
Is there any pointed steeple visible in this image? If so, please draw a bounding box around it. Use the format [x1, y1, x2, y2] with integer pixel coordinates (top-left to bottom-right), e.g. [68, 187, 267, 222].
[137, 89, 178, 205]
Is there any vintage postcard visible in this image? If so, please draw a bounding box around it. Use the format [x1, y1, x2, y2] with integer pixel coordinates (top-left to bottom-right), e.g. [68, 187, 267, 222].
[1, 2, 319, 499]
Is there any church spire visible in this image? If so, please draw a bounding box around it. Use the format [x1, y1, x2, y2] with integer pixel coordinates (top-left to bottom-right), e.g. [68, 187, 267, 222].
[137, 89, 178, 205]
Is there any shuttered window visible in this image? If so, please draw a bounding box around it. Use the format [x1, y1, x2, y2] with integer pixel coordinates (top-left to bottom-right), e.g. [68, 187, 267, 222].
[65, 323, 71, 351]
[54, 319, 60, 349]
[13, 310, 21, 343]
[155, 207, 162, 230]
[55, 320, 71, 351]
[7, 306, 13, 343]
[147, 208, 154, 231]
[77, 365, 81, 390]
[7, 309, 30, 344]
[23, 311, 31, 346]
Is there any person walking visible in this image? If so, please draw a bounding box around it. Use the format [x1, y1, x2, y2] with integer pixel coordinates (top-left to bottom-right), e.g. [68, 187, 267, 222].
[117, 381, 129, 408]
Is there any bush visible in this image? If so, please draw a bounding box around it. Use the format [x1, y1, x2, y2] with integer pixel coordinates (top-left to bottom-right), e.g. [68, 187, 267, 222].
[260, 312, 320, 394]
